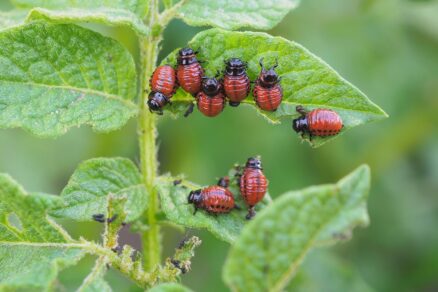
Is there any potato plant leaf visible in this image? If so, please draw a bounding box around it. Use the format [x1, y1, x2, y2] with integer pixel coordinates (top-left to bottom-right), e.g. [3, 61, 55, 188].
[0, 10, 27, 30]
[176, 0, 300, 30]
[0, 21, 138, 137]
[26, 7, 149, 36]
[162, 29, 387, 147]
[77, 257, 112, 292]
[289, 250, 373, 292]
[149, 283, 193, 292]
[156, 166, 272, 243]
[50, 158, 148, 222]
[0, 173, 85, 291]
[223, 165, 371, 291]
[11, 0, 148, 19]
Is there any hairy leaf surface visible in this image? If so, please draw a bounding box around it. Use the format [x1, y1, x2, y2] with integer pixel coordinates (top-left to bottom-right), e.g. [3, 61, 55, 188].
[162, 29, 387, 147]
[176, 0, 300, 30]
[27, 7, 149, 36]
[12, 0, 148, 18]
[149, 283, 193, 292]
[223, 165, 371, 291]
[0, 21, 137, 137]
[0, 173, 84, 291]
[0, 10, 27, 30]
[50, 158, 148, 222]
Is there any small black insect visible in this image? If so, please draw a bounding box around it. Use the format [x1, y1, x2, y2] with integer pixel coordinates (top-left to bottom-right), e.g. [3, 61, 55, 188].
[92, 213, 105, 223]
[171, 259, 188, 274]
[111, 245, 123, 254]
[92, 213, 118, 223]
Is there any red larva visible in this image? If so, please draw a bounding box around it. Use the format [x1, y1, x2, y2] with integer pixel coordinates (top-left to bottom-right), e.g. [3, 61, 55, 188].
[176, 48, 204, 95]
[292, 106, 343, 139]
[253, 58, 283, 111]
[239, 157, 268, 219]
[188, 177, 236, 215]
[196, 77, 226, 117]
[149, 65, 177, 97]
[223, 58, 251, 107]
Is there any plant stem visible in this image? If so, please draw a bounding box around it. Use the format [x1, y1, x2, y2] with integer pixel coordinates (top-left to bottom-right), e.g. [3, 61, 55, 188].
[138, 0, 161, 272]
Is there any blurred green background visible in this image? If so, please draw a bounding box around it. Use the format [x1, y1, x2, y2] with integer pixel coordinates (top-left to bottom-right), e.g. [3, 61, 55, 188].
[1, 0, 437, 291]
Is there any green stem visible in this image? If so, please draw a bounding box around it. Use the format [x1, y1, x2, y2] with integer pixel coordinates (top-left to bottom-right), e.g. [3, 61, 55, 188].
[139, 0, 161, 272]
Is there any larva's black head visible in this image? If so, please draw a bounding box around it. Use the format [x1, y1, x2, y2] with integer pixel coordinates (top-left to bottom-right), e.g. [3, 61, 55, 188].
[217, 176, 230, 188]
[147, 91, 168, 114]
[179, 47, 195, 56]
[188, 189, 202, 205]
[202, 77, 221, 96]
[246, 157, 263, 170]
[259, 58, 280, 87]
[225, 58, 247, 76]
[177, 47, 198, 65]
[292, 116, 308, 133]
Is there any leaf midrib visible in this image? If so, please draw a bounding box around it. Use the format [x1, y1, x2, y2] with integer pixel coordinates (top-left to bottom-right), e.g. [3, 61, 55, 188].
[171, 97, 387, 117]
[56, 184, 144, 211]
[0, 80, 136, 106]
[271, 189, 364, 291]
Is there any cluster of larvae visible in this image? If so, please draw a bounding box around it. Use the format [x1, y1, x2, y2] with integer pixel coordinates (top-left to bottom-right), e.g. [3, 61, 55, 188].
[185, 157, 267, 220]
[148, 48, 344, 140]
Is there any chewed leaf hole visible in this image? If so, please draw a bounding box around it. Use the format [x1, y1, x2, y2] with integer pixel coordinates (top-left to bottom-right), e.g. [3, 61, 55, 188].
[7, 212, 23, 231]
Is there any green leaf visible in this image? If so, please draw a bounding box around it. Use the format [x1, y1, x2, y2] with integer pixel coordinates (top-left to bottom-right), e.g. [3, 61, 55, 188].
[289, 250, 374, 292]
[156, 168, 272, 243]
[26, 7, 149, 36]
[223, 165, 371, 292]
[148, 283, 193, 292]
[0, 10, 27, 30]
[12, 0, 148, 19]
[78, 257, 112, 292]
[0, 21, 138, 138]
[50, 158, 148, 222]
[162, 29, 387, 147]
[176, 0, 300, 30]
[0, 173, 84, 291]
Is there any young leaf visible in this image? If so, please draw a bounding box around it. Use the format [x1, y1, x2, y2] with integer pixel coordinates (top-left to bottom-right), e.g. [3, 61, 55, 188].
[11, 0, 148, 19]
[156, 172, 272, 244]
[0, 173, 84, 291]
[149, 283, 193, 292]
[0, 21, 137, 138]
[26, 7, 149, 36]
[175, 0, 300, 30]
[50, 158, 148, 222]
[0, 10, 27, 30]
[161, 29, 387, 147]
[223, 165, 371, 292]
[77, 257, 112, 292]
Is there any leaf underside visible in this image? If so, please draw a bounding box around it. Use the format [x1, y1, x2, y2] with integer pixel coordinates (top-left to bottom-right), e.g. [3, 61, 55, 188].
[11, 0, 148, 19]
[0, 173, 84, 291]
[162, 29, 387, 147]
[50, 157, 148, 222]
[176, 0, 300, 30]
[156, 170, 272, 244]
[0, 21, 138, 137]
[223, 165, 371, 291]
[148, 283, 193, 292]
[26, 7, 149, 36]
